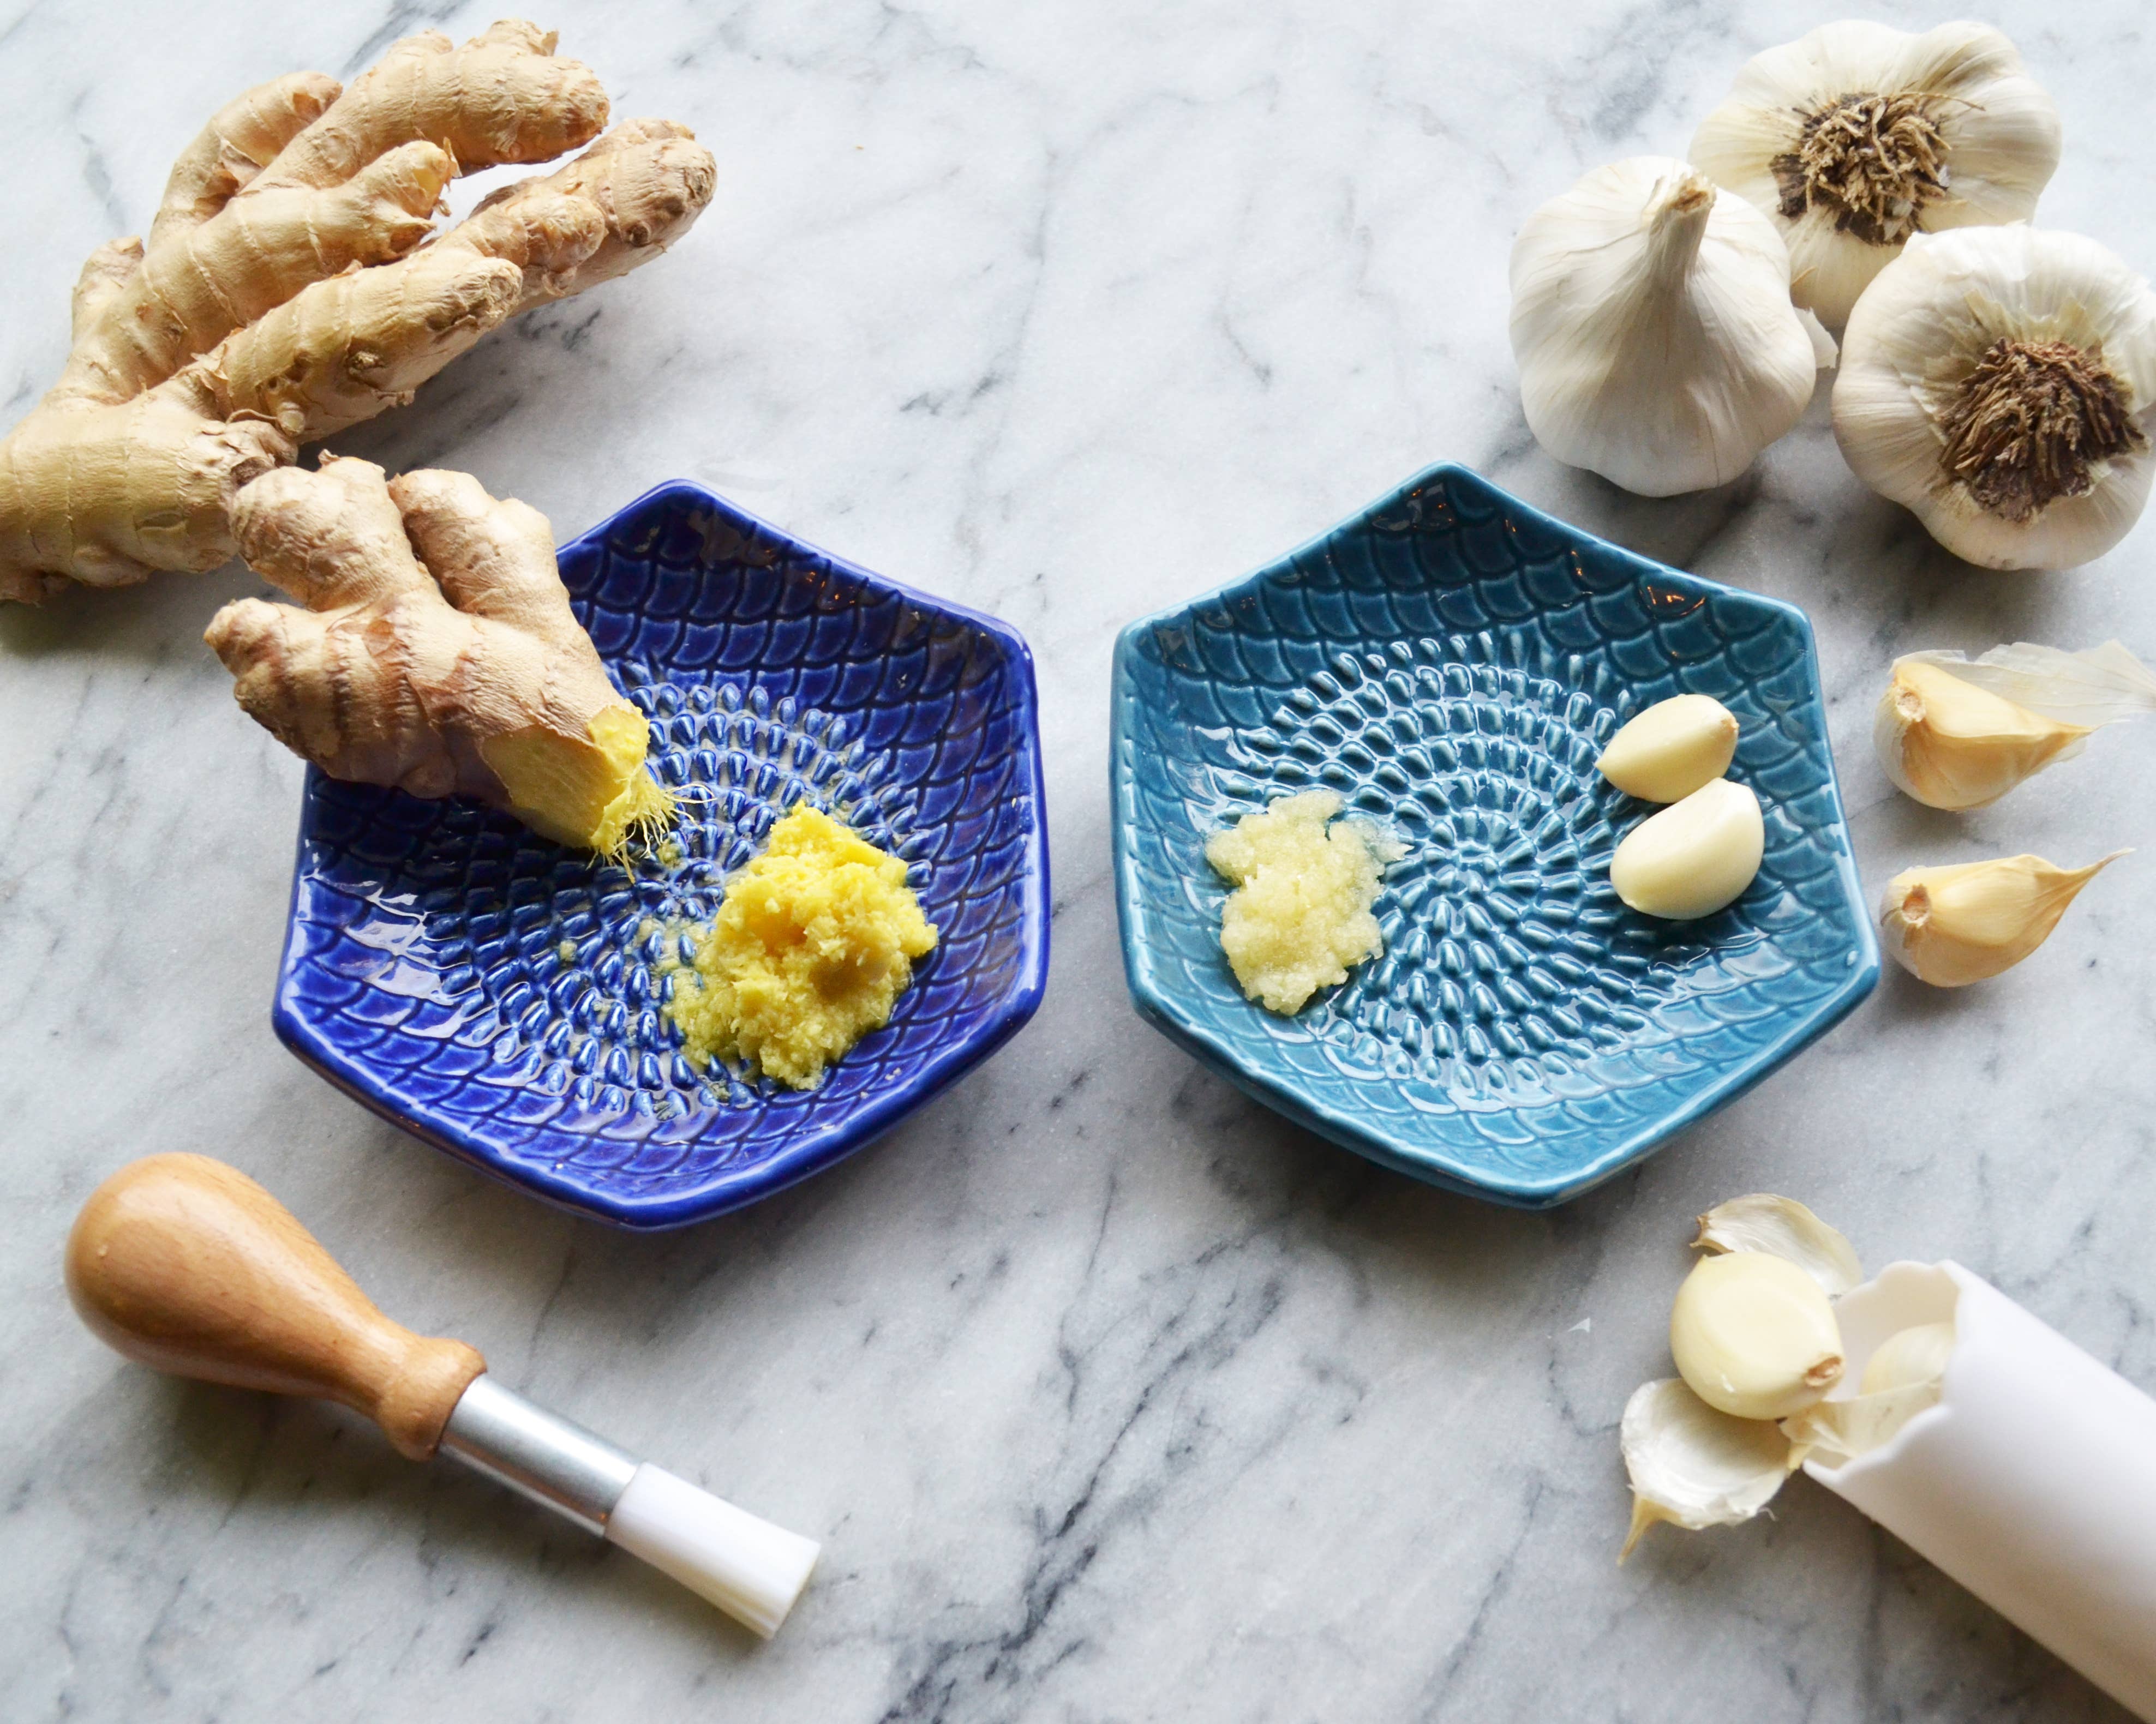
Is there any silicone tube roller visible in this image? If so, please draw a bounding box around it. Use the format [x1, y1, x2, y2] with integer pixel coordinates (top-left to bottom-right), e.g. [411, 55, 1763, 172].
[64, 1154, 819, 1639]
[1810, 1261, 2156, 1721]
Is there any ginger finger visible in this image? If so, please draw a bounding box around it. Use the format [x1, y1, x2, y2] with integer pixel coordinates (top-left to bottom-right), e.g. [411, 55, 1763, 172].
[476, 118, 718, 308]
[208, 456, 673, 855]
[246, 21, 607, 195]
[148, 71, 343, 244]
[57, 142, 458, 409]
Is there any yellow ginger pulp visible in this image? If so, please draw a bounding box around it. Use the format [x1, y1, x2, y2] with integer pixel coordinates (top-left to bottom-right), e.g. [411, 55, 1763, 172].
[664, 806, 937, 1089]
[482, 701, 677, 858]
[1205, 790, 1387, 1015]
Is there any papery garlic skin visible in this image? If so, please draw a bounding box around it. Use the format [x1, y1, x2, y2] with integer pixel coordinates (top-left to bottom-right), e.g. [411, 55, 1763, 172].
[1835, 227, 2156, 570]
[1619, 1377, 1795, 1561]
[1670, 1251, 1844, 1421]
[1875, 657, 2089, 810]
[1880, 851, 2127, 986]
[1690, 21, 2061, 331]
[1510, 159, 1822, 497]
[1693, 1193, 1862, 1297]
[1610, 778, 1764, 920]
[1598, 694, 1739, 802]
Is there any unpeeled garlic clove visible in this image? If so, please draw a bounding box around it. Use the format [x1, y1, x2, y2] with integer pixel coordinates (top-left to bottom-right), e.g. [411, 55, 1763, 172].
[1619, 1377, 1795, 1562]
[1670, 1250, 1843, 1421]
[1598, 694, 1740, 802]
[1693, 1193, 1862, 1297]
[1881, 851, 2128, 986]
[1876, 658, 2089, 809]
[1610, 778, 1763, 920]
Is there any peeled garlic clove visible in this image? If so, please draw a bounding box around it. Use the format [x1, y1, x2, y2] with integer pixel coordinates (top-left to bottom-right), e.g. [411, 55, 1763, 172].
[1510, 158, 1822, 497]
[1834, 227, 2156, 570]
[1690, 21, 2061, 331]
[1670, 1251, 1843, 1421]
[1861, 1320, 1956, 1396]
[1693, 1193, 1862, 1297]
[1598, 694, 1740, 802]
[1619, 1377, 1795, 1561]
[1610, 778, 1763, 920]
[1881, 851, 2128, 987]
[1875, 657, 2090, 810]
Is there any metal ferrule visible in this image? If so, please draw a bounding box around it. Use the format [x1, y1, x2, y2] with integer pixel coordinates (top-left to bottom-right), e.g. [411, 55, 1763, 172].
[439, 1375, 639, 1536]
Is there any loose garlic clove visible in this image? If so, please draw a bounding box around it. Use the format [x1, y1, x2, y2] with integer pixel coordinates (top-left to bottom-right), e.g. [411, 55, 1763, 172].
[1610, 778, 1763, 920]
[1670, 1251, 1843, 1421]
[1881, 851, 2128, 987]
[1510, 158, 1823, 497]
[1876, 658, 2090, 810]
[1619, 1378, 1796, 1561]
[1689, 21, 2060, 332]
[1693, 1193, 1862, 1297]
[1861, 1321, 1957, 1396]
[1598, 694, 1740, 802]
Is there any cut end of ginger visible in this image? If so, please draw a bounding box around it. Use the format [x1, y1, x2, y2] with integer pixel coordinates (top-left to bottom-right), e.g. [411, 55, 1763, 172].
[662, 805, 938, 1089]
[1205, 790, 1389, 1016]
[482, 700, 677, 857]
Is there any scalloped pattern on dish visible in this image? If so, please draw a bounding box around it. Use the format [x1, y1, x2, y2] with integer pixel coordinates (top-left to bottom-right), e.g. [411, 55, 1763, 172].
[277, 482, 1050, 1229]
[1111, 464, 1876, 1208]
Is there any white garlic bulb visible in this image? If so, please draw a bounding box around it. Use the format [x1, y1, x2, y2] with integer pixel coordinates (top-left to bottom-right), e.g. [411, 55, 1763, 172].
[1835, 227, 2156, 569]
[1510, 158, 1828, 497]
[1691, 21, 2061, 331]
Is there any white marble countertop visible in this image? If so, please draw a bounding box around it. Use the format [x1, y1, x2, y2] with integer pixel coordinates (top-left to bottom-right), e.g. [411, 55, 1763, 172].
[4, 2, 2154, 1719]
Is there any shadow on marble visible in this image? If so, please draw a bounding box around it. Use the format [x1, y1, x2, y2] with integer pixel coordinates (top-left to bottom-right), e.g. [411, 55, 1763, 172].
[0, 559, 259, 665]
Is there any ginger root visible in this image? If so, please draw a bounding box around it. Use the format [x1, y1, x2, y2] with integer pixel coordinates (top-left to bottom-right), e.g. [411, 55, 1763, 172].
[0, 20, 715, 604]
[207, 455, 672, 856]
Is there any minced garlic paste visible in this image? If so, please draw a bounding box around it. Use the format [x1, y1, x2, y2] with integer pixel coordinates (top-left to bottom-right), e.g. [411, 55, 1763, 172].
[1205, 790, 1387, 1015]
[662, 806, 937, 1089]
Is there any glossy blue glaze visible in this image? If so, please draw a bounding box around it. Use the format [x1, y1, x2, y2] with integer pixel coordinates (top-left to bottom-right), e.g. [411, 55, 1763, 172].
[1112, 464, 1877, 1209]
[276, 481, 1051, 1229]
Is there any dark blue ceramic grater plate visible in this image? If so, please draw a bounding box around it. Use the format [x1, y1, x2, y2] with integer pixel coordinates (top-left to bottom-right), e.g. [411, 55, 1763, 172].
[274, 482, 1050, 1229]
[1111, 463, 1877, 1209]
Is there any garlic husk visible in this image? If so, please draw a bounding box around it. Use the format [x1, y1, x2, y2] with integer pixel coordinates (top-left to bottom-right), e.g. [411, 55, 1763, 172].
[1906, 640, 2156, 726]
[1782, 1380, 1943, 1464]
[1880, 851, 2128, 986]
[1510, 158, 1823, 497]
[1597, 694, 1739, 802]
[1670, 1251, 1844, 1421]
[1609, 778, 1764, 920]
[1874, 657, 2089, 810]
[1690, 21, 2061, 331]
[1693, 1193, 1861, 1297]
[1834, 226, 2156, 570]
[1619, 1377, 1796, 1561]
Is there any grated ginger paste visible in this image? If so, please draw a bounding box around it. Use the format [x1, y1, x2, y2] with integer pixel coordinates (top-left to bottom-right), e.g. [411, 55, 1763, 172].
[662, 806, 937, 1089]
[1205, 790, 1390, 1015]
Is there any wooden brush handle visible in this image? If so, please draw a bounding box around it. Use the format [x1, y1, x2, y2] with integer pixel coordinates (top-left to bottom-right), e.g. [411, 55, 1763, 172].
[65, 1154, 486, 1459]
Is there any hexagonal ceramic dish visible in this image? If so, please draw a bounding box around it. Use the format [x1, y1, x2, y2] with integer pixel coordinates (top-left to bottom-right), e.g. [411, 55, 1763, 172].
[276, 482, 1050, 1229]
[1112, 463, 1877, 1208]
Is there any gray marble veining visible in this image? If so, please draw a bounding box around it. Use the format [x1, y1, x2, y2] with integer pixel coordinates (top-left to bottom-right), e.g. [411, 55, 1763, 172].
[3, 2, 2153, 1720]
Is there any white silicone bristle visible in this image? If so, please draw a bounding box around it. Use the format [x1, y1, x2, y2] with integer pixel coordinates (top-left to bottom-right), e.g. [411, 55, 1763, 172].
[604, 1464, 821, 1638]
